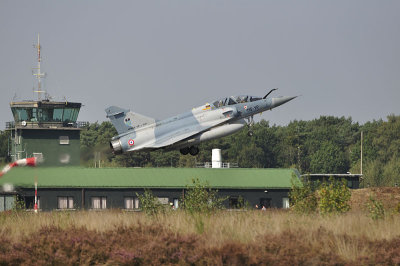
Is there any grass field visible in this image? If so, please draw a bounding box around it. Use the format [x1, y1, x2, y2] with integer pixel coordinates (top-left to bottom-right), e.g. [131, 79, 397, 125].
[0, 208, 399, 265]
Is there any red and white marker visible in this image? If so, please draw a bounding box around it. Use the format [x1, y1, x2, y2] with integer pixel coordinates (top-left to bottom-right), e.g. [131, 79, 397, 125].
[34, 180, 38, 213]
[0, 157, 38, 177]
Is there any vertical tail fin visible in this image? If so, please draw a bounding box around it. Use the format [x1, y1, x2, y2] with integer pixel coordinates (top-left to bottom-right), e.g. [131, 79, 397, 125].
[105, 106, 132, 134]
[105, 106, 156, 135]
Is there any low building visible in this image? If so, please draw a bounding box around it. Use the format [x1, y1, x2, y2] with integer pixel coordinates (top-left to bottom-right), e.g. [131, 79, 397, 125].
[0, 167, 300, 211]
[301, 174, 362, 189]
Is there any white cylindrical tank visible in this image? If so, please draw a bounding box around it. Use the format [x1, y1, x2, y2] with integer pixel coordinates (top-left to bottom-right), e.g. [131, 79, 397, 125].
[212, 149, 222, 168]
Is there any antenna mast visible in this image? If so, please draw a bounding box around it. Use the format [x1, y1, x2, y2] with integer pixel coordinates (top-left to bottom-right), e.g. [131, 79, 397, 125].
[33, 34, 46, 100]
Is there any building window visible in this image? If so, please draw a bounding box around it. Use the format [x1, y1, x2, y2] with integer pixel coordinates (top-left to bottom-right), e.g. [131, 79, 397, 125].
[134, 197, 139, 209]
[91, 197, 107, 209]
[0, 196, 14, 211]
[157, 197, 169, 205]
[124, 197, 140, 209]
[59, 136, 69, 145]
[173, 198, 179, 209]
[124, 197, 133, 209]
[58, 196, 74, 209]
[282, 197, 290, 209]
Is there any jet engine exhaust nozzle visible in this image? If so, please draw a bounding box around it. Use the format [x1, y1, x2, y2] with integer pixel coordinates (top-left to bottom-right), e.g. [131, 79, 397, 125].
[110, 139, 123, 154]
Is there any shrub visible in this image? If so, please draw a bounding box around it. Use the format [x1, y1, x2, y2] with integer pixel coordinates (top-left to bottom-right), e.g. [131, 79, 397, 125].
[12, 195, 26, 211]
[395, 202, 400, 214]
[366, 195, 385, 220]
[237, 195, 251, 210]
[136, 189, 164, 215]
[317, 177, 351, 214]
[289, 177, 318, 214]
[181, 178, 226, 214]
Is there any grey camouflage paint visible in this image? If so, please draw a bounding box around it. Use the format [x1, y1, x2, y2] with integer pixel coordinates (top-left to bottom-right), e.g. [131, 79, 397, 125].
[106, 93, 296, 154]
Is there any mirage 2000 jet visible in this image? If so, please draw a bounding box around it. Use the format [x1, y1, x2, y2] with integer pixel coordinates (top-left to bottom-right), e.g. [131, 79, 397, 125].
[106, 89, 296, 156]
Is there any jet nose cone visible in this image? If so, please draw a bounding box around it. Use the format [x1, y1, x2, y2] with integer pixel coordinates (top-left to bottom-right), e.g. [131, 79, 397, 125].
[271, 96, 297, 108]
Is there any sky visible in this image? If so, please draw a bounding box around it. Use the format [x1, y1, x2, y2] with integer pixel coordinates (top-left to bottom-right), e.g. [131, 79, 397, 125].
[1, 1, 399, 130]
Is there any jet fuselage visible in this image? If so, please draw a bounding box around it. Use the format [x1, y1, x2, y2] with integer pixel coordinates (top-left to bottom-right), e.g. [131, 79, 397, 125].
[106, 93, 296, 155]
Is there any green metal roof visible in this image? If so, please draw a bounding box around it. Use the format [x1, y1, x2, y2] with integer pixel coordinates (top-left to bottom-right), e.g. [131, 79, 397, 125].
[0, 167, 301, 189]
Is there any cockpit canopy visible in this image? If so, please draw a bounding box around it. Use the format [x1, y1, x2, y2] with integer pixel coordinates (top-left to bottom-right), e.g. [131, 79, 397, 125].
[212, 95, 262, 108]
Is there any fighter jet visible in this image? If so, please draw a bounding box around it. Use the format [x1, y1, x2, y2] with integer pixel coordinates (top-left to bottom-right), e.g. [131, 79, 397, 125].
[106, 89, 296, 156]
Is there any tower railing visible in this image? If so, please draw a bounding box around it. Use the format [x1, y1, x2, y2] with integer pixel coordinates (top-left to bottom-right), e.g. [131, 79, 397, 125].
[195, 162, 239, 168]
[6, 121, 89, 129]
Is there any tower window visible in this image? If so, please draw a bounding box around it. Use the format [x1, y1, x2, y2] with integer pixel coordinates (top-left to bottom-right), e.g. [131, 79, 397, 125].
[59, 136, 69, 145]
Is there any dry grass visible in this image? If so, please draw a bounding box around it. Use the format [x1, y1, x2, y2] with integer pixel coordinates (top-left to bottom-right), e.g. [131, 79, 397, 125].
[0, 210, 399, 264]
[1, 186, 400, 264]
[2, 210, 399, 242]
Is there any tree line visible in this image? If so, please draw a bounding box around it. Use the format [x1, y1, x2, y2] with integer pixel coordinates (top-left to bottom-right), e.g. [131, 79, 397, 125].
[1, 115, 399, 187]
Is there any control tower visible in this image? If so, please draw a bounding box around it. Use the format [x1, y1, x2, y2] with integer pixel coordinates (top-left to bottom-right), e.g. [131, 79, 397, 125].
[6, 35, 87, 166]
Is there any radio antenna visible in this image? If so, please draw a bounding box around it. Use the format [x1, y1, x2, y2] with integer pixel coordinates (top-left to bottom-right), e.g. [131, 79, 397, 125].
[32, 34, 46, 100]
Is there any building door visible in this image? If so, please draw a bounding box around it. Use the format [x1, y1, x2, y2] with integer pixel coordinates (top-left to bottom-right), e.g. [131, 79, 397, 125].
[259, 198, 271, 208]
[229, 197, 239, 209]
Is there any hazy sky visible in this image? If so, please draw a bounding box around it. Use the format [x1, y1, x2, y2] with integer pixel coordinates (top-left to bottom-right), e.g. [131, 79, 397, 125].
[1, 1, 399, 129]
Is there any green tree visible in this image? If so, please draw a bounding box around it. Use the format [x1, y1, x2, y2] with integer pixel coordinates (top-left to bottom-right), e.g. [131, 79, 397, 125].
[113, 152, 151, 167]
[310, 141, 349, 173]
[276, 121, 303, 169]
[374, 115, 400, 163]
[361, 116, 400, 187]
[382, 157, 400, 187]
[236, 142, 264, 168]
[80, 122, 118, 166]
[253, 120, 279, 167]
[150, 150, 180, 167]
[0, 130, 11, 163]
